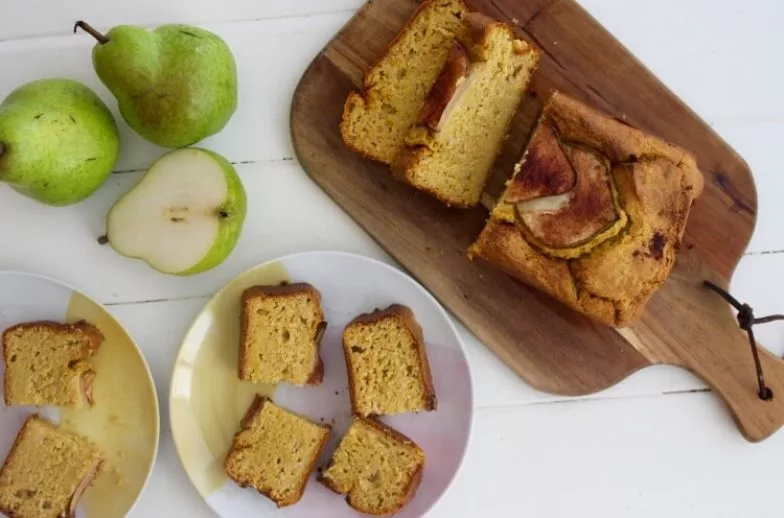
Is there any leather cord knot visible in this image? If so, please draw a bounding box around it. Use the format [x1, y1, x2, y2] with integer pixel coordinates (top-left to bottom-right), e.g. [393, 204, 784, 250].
[704, 281, 784, 401]
[737, 303, 754, 331]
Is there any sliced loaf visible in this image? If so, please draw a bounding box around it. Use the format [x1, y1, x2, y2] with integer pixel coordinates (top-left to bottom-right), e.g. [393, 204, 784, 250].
[0, 415, 103, 518]
[393, 13, 540, 207]
[342, 304, 436, 416]
[341, 0, 469, 164]
[2, 321, 103, 407]
[319, 415, 425, 516]
[224, 395, 331, 507]
[239, 283, 326, 385]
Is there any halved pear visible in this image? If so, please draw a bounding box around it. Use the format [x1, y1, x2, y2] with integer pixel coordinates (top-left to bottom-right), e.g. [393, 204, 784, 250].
[107, 148, 246, 275]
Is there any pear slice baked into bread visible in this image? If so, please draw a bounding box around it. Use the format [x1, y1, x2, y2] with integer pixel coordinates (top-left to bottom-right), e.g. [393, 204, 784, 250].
[393, 13, 540, 207]
[341, 0, 469, 164]
[319, 415, 425, 516]
[239, 283, 326, 386]
[224, 395, 331, 507]
[2, 321, 103, 407]
[342, 304, 436, 417]
[469, 92, 704, 326]
[0, 415, 103, 518]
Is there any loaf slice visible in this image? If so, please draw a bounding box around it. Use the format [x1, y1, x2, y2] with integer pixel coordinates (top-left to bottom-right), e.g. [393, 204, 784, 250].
[2, 321, 103, 407]
[319, 416, 425, 516]
[224, 395, 331, 507]
[342, 304, 436, 416]
[393, 13, 540, 207]
[0, 415, 103, 518]
[341, 0, 469, 164]
[239, 283, 326, 385]
[469, 92, 704, 326]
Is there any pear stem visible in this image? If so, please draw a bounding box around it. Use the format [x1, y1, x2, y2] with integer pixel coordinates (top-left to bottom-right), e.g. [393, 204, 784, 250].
[74, 21, 109, 44]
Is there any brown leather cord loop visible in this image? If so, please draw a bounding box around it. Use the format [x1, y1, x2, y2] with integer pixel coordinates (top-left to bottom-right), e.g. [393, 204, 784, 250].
[704, 281, 784, 401]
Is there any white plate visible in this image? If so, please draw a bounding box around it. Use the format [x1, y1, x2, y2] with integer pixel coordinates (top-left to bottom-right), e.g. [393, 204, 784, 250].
[170, 251, 474, 517]
[0, 271, 159, 518]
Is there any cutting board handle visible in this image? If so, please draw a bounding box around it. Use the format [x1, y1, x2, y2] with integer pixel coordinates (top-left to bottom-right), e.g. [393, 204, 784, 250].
[627, 256, 784, 442]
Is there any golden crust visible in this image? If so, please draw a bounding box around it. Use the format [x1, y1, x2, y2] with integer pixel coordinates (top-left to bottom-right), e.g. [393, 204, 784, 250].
[471, 92, 704, 327]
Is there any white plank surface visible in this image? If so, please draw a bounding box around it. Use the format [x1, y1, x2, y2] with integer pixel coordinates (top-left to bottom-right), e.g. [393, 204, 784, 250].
[1, 0, 784, 517]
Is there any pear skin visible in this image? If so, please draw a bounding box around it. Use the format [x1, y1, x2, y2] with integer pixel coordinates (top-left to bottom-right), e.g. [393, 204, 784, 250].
[0, 78, 120, 206]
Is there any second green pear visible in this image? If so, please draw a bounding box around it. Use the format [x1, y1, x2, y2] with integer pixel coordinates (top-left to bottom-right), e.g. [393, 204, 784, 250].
[77, 21, 237, 148]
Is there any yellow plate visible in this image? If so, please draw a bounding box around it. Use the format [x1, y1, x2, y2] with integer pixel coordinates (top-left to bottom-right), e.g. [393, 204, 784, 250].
[0, 271, 159, 517]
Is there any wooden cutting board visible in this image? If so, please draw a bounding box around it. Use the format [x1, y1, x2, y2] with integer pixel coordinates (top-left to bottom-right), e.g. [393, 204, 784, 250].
[291, 0, 784, 441]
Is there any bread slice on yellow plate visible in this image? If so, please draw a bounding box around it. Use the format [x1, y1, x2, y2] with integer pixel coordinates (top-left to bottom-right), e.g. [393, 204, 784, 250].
[0, 415, 103, 518]
[342, 304, 436, 417]
[2, 321, 103, 407]
[469, 91, 704, 326]
[224, 395, 331, 507]
[319, 415, 425, 516]
[393, 13, 540, 207]
[341, 0, 469, 164]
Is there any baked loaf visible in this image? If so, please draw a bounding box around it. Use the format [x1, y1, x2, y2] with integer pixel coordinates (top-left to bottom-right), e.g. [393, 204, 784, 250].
[2, 321, 103, 407]
[341, 0, 469, 164]
[224, 395, 331, 507]
[394, 13, 539, 207]
[343, 304, 436, 416]
[239, 283, 326, 386]
[0, 415, 103, 518]
[469, 92, 704, 326]
[319, 415, 425, 516]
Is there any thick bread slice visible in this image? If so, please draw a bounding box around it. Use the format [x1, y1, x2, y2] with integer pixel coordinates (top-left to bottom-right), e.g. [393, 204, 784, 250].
[239, 283, 326, 386]
[469, 92, 704, 326]
[393, 13, 540, 207]
[340, 0, 469, 164]
[0, 416, 103, 518]
[342, 304, 436, 416]
[2, 321, 104, 407]
[224, 395, 332, 507]
[319, 415, 425, 516]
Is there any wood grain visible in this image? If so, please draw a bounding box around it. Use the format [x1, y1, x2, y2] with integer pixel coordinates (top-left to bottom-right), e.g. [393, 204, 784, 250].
[290, 0, 784, 441]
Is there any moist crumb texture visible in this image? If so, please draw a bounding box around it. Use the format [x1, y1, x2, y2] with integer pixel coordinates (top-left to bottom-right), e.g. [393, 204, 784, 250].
[239, 283, 325, 385]
[319, 416, 425, 515]
[394, 13, 540, 207]
[343, 305, 435, 417]
[469, 92, 704, 326]
[2, 321, 103, 407]
[341, 0, 469, 164]
[0, 416, 103, 518]
[224, 396, 331, 507]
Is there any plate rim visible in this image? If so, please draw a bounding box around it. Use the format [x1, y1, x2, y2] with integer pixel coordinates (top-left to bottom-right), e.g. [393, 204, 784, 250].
[168, 249, 476, 516]
[0, 268, 162, 518]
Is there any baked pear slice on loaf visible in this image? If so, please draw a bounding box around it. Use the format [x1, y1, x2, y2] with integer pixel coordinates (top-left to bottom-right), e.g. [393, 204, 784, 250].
[469, 92, 704, 326]
[393, 13, 540, 207]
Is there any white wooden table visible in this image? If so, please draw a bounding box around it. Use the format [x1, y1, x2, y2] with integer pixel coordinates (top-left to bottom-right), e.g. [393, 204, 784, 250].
[2, 1, 783, 516]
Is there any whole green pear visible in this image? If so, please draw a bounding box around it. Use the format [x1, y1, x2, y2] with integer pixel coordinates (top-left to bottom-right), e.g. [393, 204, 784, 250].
[0, 78, 120, 206]
[75, 21, 237, 148]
